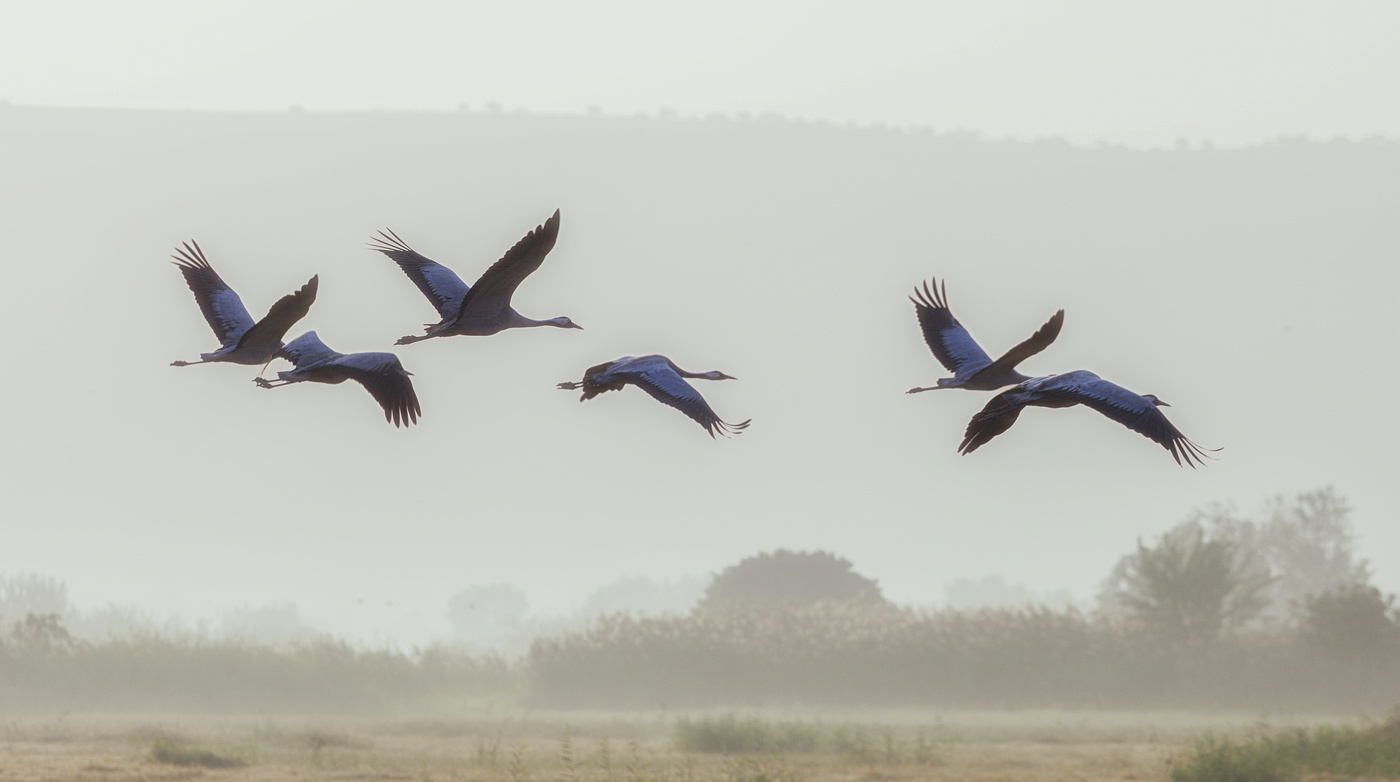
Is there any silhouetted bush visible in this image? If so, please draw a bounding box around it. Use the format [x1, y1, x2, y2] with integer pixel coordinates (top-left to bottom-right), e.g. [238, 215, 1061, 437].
[150, 738, 247, 768]
[1299, 584, 1400, 664]
[698, 549, 889, 611]
[674, 715, 822, 754]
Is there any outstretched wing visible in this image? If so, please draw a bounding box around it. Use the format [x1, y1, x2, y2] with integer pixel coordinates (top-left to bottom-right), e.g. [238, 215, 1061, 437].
[628, 366, 749, 438]
[454, 209, 561, 322]
[172, 241, 255, 346]
[959, 391, 1029, 455]
[981, 309, 1065, 378]
[911, 278, 993, 378]
[369, 229, 471, 319]
[1047, 375, 1214, 468]
[279, 330, 340, 368]
[239, 275, 318, 351]
[331, 352, 422, 427]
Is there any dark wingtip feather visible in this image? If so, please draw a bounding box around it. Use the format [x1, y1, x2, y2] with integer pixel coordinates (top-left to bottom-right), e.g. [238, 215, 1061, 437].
[368, 228, 416, 255]
[710, 418, 752, 438]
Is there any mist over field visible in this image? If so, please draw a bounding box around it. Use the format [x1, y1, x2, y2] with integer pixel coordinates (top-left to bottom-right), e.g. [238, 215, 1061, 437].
[1, 100, 1398, 647]
[1, 7, 1399, 723]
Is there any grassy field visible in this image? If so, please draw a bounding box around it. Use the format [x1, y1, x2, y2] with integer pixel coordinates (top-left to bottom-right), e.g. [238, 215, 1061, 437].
[0, 710, 1361, 782]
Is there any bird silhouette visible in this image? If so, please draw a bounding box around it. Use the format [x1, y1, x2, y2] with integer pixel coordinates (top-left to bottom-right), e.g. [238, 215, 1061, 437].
[907, 278, 1064, 393]
[370, 209, 581, 345]
[170, 241, 317, 368]
[254, 331, 421, 427]
[559, 355, 750, 438]
[958, 370, 1216, 467]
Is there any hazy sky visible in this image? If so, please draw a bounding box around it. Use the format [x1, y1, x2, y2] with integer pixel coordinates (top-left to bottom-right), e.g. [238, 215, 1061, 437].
[3, 2, 1399, 647]
[4, 1, 1400, 146]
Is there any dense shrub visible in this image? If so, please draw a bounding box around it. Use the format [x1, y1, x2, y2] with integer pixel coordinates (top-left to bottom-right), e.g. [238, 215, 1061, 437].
[674, 715, 822, 754]
[1170, 716, 1400, 782]
[1299, 584, 1400, 664]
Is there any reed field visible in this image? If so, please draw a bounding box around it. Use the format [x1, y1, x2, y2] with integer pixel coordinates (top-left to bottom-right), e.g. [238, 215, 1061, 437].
[526, 604, 1400, 712]
[4, 601, 1399, 715]
[0, 632, 515, 714]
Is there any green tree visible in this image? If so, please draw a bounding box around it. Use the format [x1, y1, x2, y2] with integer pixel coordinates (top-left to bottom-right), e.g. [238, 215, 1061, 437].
[1099, 521, 1273, 645]
[1260, 487, 1371, 615]
[1106, 488, 1373, 629]
[0, 573, 71, 622]
[9, 612, 76, 655]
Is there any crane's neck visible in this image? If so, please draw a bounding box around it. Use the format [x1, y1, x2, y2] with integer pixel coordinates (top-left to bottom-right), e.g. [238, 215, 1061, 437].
[678, 370, 731, 381]
[509, 311, 578, 329]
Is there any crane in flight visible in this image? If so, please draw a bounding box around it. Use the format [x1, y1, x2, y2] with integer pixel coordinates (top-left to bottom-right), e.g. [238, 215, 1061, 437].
[169, 241, 317, 368]
[254, 331, 421, 427]
[906, 278, 1064, 393]
[370, 209, 581, 345]
[958, 370, 1216, 467]
[558, 355, 750, 438]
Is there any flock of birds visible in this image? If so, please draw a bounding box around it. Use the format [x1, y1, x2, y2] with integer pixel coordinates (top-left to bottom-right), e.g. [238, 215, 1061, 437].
[169, 209, 1215, 466]
[905, 279, 1215, 467]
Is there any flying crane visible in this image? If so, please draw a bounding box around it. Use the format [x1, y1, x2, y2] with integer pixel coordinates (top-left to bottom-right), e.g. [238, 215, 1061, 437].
[958, 370, 1216, 467]
[558, 354, 750, 438]
[254, 331, 421, 427]
[370, 209, 581, 345]
[169, 241, 317, 368]
[906, 278, 1064, 393]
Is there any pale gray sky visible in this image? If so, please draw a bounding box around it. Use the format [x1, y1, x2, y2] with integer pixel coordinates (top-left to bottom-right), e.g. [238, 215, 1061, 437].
[3, 1, 1400, 146]
[2, 2, 1397, 647]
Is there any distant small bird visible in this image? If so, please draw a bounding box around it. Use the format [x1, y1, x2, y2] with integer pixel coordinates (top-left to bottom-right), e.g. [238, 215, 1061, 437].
[170, 241, 317, 367]
[958, 370, 1216, 467]
[558, 355, 750, 438]
[906, 278, 1064, 393]
[370, 209, 582, 345]
[254, 331, 421, 427]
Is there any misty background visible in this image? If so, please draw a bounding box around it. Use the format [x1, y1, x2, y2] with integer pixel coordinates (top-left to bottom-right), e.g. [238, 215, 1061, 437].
[1, 2, 1398, 651]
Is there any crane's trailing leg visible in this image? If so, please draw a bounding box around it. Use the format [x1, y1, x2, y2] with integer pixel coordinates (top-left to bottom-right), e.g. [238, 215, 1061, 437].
[557, 381, 583, 390]
[253, 377, 293, 389]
